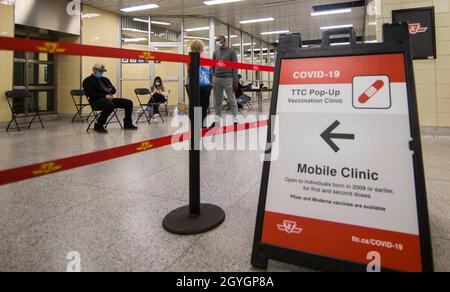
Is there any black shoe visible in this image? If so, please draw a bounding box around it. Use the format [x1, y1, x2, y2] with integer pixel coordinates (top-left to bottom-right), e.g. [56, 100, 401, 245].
[124, 123, 138, 130]
[94, 123, 108, 134]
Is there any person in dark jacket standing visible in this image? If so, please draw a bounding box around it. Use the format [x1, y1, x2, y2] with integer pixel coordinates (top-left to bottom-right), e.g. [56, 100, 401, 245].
[212, 35, 239, 127]
[83, 63, 137, 133]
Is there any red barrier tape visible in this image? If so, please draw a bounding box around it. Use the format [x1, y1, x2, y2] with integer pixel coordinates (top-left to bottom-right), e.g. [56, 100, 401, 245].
[201, 58, 275, 73]
[0, 36, 274, 72]
[0, 120, 268, 186]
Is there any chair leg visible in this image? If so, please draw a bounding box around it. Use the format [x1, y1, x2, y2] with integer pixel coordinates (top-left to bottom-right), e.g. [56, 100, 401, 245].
[28, 111, 44, 129]
[28, 113, 37, 129]
[71, 106, 83, 123]
[87, 112, 98, 132]
[6, 115, 17, 132]
[36, 112, 44, 129]
[137, 105, 152, 125]
[86, 110, 93, 122]
[110, 111, 123, 129]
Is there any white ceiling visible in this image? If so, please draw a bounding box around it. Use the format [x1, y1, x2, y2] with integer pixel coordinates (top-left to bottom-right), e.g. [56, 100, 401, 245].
[82, 0, 366, 43]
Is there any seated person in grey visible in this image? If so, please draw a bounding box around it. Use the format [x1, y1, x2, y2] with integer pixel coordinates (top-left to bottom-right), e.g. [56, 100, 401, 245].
[83, 63, 137, 133]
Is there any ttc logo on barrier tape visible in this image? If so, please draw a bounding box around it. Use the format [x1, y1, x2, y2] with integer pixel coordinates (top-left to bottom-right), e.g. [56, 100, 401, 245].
[139, 52, 156, 61]
[37, 42, 66, 54]
[137, 142, 154, 151]
[32, 162, 63, 175]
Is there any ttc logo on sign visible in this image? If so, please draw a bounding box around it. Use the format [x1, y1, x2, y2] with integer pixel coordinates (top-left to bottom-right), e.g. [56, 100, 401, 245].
[277, 220, 303, 234]
[353, 75, 391, 110]
[409, 23, 428, 35]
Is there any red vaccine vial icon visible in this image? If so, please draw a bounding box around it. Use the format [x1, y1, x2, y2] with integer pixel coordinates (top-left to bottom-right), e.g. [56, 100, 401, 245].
[358, 80, 385, 104]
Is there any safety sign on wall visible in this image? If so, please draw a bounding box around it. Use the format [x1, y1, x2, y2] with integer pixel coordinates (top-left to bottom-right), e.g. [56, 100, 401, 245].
[252, 52, 433, 272]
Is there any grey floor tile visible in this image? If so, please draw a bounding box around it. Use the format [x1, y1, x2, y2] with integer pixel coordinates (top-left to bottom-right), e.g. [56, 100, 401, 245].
[432, 237, 450, 272]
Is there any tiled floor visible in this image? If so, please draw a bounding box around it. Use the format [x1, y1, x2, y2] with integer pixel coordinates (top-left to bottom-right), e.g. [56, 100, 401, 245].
[0, 111, 449, 272]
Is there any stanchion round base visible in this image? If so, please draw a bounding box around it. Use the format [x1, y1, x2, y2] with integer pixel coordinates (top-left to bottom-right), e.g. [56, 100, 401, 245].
[163, 204, 226, 235]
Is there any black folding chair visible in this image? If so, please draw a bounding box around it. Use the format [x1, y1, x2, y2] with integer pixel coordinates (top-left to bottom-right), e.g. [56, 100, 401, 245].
[85, 96, 123, 132]
[5, 90, 44, 132]
[134, 88, 164, 124]
[163, 99, 169, 117]
[238, 93, 254, 111]
[71, 90, 93, 123]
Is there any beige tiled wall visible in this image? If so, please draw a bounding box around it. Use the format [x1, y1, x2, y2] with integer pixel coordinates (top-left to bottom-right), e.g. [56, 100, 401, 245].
[377, 0, 450, 127]
[57, 36, 81, 116]
[81, 5, 119, 88]
[0, 3, 14, 123]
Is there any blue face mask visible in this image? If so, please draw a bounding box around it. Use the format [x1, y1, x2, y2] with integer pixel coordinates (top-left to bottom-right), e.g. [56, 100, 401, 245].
[215, 41, 222, 49]
[95, 71, 104, 78]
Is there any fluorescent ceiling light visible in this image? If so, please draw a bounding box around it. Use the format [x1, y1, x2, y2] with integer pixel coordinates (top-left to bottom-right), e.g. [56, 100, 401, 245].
[204, 0, 245, 5]
[152, 21, 171, 26]
[122, 28, 148, 33]
[239, 17, 274, 24]
[225, 35, 238, 38]
[82, 13, 101, 19]
[320, 24, 353, 30]
[121, 4, 159, 13]
[122, 38, 147, 43]
[232, 43, 256, 47]
[133, 18, 171, 26]
[261, 30, 289, 35]
[185, 27, 210, 32]
[330, 42, 350, 46]
[133, 18, 149, 23]
[368, 22, 377, 26]
[311, 8, 351, 16]
[184, 36, 210, 41]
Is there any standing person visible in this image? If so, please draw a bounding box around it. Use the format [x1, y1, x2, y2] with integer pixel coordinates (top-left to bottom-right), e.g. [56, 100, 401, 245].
[150, 76, 170, 115]
[212, 35, 239, 127]
[189, 40, 212, 128]
[83, 63, 137, 134]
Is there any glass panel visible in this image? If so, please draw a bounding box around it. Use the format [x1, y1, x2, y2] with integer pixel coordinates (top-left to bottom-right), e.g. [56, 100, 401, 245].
[13, 62, 25, 86]
[122, 16, 149, 50]
[14, 51, 25, 60]
[121, 16, 151, 103]
[184, 18, 210, 56]
[28, 64, 54, 86]
[152, 46, 181, 106]
[229, 28, 241, 62]
[214, 20, 228, 39]
[242, 33, 253, 82]
[32, 90, 54, 112]
[151, 17, 182, 43]
[30, 52, 54, 62]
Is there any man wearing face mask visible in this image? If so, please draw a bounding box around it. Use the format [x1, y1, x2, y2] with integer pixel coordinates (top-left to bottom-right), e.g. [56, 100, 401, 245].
[212, 35, 239, 126]
[83, 63, 137, 133]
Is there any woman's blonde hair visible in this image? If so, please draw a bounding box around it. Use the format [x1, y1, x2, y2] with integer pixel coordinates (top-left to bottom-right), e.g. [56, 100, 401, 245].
[190, 40, 204, 53]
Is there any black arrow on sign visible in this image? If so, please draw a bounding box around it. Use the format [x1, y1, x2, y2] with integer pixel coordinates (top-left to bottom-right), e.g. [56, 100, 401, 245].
[320, 121, 355, 153]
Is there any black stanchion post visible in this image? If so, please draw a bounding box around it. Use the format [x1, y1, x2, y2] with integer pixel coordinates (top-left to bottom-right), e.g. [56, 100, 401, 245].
[163, 52, 225, 235]
[189, 52, 201, 216]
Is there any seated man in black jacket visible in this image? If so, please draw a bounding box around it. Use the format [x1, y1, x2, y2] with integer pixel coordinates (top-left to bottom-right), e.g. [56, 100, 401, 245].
[83, 63, 137, 133]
